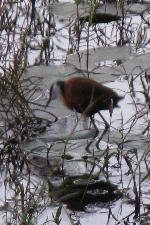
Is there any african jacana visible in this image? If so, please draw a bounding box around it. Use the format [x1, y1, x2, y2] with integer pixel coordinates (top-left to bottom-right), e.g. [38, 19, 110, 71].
[46, 77, 123, 151]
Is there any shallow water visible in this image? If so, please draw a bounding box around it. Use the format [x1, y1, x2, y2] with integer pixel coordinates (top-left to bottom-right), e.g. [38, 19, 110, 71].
[1, 0, 150, 224]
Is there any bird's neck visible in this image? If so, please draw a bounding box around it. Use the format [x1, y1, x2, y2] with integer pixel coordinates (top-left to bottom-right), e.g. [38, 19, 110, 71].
[51, 81, 65, 101]
[51, 83, 62, 100]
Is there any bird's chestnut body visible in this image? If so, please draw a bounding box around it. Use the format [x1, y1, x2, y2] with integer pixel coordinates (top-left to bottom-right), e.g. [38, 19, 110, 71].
[46, 77, 123, 116]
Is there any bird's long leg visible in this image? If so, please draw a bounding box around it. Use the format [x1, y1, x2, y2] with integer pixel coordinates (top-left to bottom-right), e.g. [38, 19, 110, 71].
[95, 111, 110, 150]
[85, 116, 100, 153]
[95, 99, 114, 149]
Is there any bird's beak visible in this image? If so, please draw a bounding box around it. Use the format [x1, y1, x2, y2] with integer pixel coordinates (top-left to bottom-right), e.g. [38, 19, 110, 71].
[45, 85, 54, 108]
[45, 98, 50, 108]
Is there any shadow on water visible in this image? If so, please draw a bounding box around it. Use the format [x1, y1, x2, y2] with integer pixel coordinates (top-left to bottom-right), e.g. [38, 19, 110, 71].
[47, 175, 123, 211]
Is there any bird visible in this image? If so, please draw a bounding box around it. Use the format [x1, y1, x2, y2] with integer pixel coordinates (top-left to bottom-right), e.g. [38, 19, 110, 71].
[46, 76, 123, 151]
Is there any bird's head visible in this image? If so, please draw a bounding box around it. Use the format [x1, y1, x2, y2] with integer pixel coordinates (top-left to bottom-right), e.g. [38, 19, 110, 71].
[45, 81, 65, 108]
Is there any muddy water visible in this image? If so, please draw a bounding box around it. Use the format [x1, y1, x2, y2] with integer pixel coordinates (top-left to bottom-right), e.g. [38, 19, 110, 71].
[20, 1, 150, 225]
[1, 0, 150, 224]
